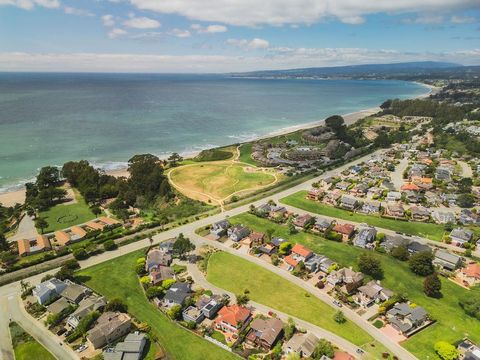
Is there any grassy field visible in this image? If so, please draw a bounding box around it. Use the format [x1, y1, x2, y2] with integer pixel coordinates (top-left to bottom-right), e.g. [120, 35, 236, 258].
[229, 213, 480, 360]
[76, 249, 237, 360]
[38, 190, 95, 232]
[207, 252, 373, 346]
[281, 191, 446, 241]
[9, 322, 55, 360]
[238, 143, 261, 166]
[169, 161, 278, 203]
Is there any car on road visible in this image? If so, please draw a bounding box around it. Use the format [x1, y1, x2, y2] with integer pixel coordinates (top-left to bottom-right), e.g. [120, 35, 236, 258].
[333, 300, 342, 307]
[76, 344, 87, 353]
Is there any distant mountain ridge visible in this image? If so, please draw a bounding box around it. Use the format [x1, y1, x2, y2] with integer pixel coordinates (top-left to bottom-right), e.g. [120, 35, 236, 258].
[229, 61, 475, 80]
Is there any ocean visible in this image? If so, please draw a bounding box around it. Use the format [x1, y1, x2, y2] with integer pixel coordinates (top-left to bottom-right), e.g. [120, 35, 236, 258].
[0, 73, 428, 192]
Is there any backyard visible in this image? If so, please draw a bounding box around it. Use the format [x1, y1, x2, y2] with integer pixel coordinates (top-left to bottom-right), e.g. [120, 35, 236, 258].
[229, 212, 480, 360]
[37, 190, 96, 233]
[9, 322, 55, 360]
[281, 191, 446, 241]
[76, 249, 237, 360]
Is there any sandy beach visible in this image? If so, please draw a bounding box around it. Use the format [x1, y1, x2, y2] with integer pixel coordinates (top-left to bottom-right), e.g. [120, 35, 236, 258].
[0, 81, 435, 207]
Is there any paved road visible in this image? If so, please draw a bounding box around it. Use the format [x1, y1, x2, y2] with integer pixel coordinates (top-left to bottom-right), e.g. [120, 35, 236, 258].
[0, 296, 14, 360]
[186, 263, 363, 358]
[0, 149, 414, 360]
[8, 215, 38, 242]
[391, 157, 409, 191]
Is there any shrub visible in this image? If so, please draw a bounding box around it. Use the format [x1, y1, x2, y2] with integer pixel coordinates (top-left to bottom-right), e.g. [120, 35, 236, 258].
[334, 310, 346, 324]
[161, 279, 176, 290]
[72, 248, 89, 260]
[167, 304, 182, 320]
[434, 341, 458, 360]
[103, 240, 117, 251]
[105, 298, 128, 313]
[459, 295, 480, 320]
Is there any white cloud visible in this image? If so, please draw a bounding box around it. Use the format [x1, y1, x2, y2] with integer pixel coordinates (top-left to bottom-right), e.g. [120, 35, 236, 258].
[450, 15, 476, 23]
[189, 24, 228, 34]
[129, 0, 478, 26]
[123, 16, 160, 29]
[64, 6, 94, 17]
[0, 48, 478, 73]
[102, 14, 115, 27]
[402, 15, 444, 24]
[226, 38, 270, 50]
[108, 28, 127, 38]
[129, 31, 163, 40]
[170, 28, 191, 38]
[0, 0, 59, 10]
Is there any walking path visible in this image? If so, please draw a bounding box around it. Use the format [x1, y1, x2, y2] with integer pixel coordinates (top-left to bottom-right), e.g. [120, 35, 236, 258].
[7, 215, 38, 243]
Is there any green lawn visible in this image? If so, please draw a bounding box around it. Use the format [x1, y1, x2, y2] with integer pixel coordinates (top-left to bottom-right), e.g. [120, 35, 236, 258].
[281, 191, 446, 241]
[38, 190, 96, 232]
[207, 252, 374, 347]
[229, 213, 480, 360]
[238, 143, 261, 166]
[76, 249, 237, 360]
[9, 322, 55, 360]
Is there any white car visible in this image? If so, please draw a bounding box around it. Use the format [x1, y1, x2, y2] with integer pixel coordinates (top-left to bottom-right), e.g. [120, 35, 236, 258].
[76, 344, 87, 353]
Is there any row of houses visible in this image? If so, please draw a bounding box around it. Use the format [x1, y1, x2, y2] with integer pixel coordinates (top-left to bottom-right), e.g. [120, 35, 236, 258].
[17, 216, 121, 257]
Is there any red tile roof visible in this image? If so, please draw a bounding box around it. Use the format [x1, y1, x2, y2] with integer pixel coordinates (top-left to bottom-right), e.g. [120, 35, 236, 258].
[284, 255, 298, 268]
[401, 183, 420, 191]
[291, 243, 312, 258]
[462, 263, 480, 279]
[215, 305, 251, 327]
[333, 223, 355, 235]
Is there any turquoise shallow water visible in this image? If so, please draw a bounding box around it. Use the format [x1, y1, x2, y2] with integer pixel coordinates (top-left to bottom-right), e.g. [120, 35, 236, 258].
[0, 73, 428, 191]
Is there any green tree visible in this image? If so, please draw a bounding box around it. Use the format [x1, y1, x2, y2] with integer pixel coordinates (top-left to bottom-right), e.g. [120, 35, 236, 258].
[312, 339, 335, 359]
[90, 205, 101, 218]
[0, 233, 9, 251]
[36, 166, 60, 189]
[167, 304, 182, 320]
[278, 241, 292, 255]
[283, 317, 296, 340]
[173, 233, 195, 259]
[424, 273, 442, 297]
[434, 341, 458, 360]
[35, 217, 49, 234]
[459, 295, 480, 320]
[235, 293, 250, 306]
[145, 286, 164, 300]
[103, 240, 117, 251]
[334, 310, 346, 324]
[409, 251, 434, 276]
[391, 246, 409, 261]
[168, 152, 183, 167]
[105, 298, 128, 313]
[73, 248, 89, 260]
[358, 253, 383, 279]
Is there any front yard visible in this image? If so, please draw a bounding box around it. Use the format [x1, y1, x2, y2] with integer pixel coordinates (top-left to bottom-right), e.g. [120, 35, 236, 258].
[76, 249, 238, 360]
[281, 191, 446, 241]
[228, 212, 480, 360]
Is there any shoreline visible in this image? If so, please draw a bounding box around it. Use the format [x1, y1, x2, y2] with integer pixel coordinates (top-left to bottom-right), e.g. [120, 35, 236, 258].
[0, 82, 434, 207]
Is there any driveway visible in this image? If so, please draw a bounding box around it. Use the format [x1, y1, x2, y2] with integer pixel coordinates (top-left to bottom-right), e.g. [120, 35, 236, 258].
[391, 157, 409, 191]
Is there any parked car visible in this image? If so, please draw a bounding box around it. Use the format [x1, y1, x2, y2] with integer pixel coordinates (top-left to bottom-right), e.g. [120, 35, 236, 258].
[76, 344, 87, 353]
[333, 300, 342, 307]
[56, 328, 66, 336]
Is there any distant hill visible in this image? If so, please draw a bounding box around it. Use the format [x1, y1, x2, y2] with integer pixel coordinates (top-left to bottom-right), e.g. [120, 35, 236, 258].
[229, 61, 477, 80]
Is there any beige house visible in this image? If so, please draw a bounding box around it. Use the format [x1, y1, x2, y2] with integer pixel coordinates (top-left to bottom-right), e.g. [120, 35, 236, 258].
[457, 263, 480, 287]
[87, 312, 131, 349]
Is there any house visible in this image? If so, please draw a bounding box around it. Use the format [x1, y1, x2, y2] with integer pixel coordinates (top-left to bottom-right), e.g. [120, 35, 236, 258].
[307, 188, 324, 201]
[67, 295, 106, 328]
[163, 282, 191, 308]
[401, 183, 420, 192]
[323, 191, 341, 206]
[195, 294, 224, 319]
[332, 223, 355, 241]
[271, 237, 287, 249]
[410, 206, 430, 222]
[350, 183, 369, 197]
[284, 332, 319, 358]
[386, 191, 401, 202]
[182, 306, 205, 324]
[32, 278, 67, 305]
[450, 228, 474, 247]
[339, 196, 358, 210]
[210, 219, 230, 238]
[359, 201, 381, 214]
[304, 254, 327, 273]
[60, 280, 91, 304]
[215, 305, 251, 336]
[405, 190, 422, 204]
[318, 257, 336, 273]
[293, 214, 314, 229]
[158, 239, 175, 254]
[248, 232, 265, 246]
[459, 209, 480, 225]
[355, 280, 393, 307]
[436, 167, 452, 181]
[145, 248, 172, 272]
[46, 297, 70, 316]
[228, 225, 251, 242]
[457, 263, 480, 287]
[407, 241, 432, 254]
[103, 332, 146, 360]
[425, 192, 442, 206]
[54, 231, 71, 246]
[150, 266, 175, 285]
[245, 317, 283, 350]
[335, 181, 350, 191]
[385, 203, 405, 218]
[433, 250, 462, 271]
[17, 235, 51, 256]
[69, 226, 87, 241]
[353, 225, 377, 248]
[367, 187, 383, 199]
[313, 217, 333, 233]
[87, 312, 132, 350]
[457, 339, 480, 360]
[269, 206, 288, 219]
[291, 243, 313, 263]
[386, 303, 428, 335]
[327, 268, 364, 294]
[382, 235, 410, 253]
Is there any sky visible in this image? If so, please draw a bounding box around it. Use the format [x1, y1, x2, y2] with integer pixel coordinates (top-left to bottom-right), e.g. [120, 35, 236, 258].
[0, 0, 479, 72]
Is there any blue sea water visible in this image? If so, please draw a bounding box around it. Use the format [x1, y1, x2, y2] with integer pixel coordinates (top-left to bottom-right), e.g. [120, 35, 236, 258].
[0, 73, 428, 191]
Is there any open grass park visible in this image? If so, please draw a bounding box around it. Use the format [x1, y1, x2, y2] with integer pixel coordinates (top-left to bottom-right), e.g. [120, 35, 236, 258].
[76, 249, 237, 360]
[281, 191, 446, 241]
[228, 213, 480, 360]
